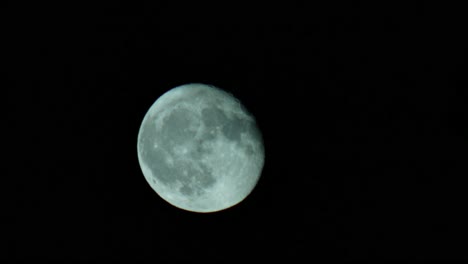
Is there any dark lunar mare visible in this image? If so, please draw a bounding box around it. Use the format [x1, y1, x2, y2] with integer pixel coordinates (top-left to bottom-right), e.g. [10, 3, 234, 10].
[201, 106, 253, 144]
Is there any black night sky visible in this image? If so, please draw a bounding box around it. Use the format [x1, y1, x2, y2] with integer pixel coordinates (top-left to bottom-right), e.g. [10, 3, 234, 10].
[6, 2, 468, 261]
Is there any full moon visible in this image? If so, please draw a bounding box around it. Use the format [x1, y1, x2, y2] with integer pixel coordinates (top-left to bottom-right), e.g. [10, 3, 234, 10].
[137, 83, 265, 213]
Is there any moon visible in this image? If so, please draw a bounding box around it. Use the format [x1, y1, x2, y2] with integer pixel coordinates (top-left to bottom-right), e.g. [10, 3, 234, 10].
[137, 83, 265, 213]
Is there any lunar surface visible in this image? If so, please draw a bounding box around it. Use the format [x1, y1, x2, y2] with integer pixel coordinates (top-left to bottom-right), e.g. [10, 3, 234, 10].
[137, 83, 265, 213]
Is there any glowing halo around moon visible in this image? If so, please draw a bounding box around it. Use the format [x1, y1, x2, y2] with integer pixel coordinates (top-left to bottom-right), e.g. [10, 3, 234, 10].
[137, 83, 265, 213]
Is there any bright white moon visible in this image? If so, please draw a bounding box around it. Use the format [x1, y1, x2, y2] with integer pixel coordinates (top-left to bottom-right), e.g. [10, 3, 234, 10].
[137, 83, 265, 213]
